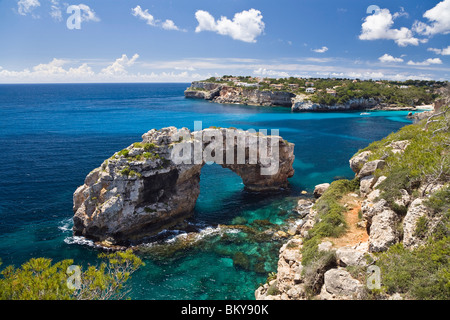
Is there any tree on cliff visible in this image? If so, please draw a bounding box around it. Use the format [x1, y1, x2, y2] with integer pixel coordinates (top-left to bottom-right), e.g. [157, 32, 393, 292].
[0, 250, 143, 300]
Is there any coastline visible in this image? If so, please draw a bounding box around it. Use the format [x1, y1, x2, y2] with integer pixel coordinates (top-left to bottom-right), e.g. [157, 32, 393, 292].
[184, 81, 437, 113]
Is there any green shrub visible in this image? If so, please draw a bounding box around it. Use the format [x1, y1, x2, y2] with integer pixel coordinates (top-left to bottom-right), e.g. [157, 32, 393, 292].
[0, 250, 143, 300]
[375, 239, 450, 300]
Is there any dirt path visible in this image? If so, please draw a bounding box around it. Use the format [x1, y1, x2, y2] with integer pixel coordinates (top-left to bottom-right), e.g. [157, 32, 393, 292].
[324, 194, 369, 248]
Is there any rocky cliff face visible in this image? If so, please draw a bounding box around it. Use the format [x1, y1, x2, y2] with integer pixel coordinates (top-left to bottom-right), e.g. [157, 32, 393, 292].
[255, 130, 447, 300]
[184, 82, 295, 107]
[291, 95, 379, 112]
[73, 127, 295, 245]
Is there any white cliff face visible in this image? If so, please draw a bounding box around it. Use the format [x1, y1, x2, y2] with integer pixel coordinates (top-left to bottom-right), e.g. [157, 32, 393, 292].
[73, 127, 295, 245]
[291, 96, 379, 112]
[185, 82, 295, 107]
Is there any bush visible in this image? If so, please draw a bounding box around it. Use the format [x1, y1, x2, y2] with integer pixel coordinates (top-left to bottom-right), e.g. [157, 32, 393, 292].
[0, 250, 143, 300]
[375, 239, 450, 300]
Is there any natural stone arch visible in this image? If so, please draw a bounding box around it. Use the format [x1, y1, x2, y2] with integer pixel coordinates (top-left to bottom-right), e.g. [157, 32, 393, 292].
[73, 127, 295, 245]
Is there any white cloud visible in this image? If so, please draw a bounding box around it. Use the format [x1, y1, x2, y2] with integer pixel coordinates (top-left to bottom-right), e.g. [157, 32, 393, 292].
[312, 46, 328, 53]
[427, 46, 450, 55]
[195, 9, 265, 43]
[132, 6, 184, 31]
[407, 58, 443, 66]
[359, 8, 424, 46]
[378, 54, 404, 63]
[132, 5, 156, 26]
[75, 4, 100, 22]
[253, 68, 289, 78]
[413, 0, 450, 36]
[17, 0, 40, 16]
[49, 0, 62, 21]
[101, 54, 140, 75]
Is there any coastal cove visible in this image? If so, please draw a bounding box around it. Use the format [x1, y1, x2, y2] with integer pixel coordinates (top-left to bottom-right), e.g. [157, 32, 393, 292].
[0, 83, 417, 299]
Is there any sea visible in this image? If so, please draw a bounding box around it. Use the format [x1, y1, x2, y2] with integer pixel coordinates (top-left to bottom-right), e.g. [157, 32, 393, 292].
[0, 83, 414, 299]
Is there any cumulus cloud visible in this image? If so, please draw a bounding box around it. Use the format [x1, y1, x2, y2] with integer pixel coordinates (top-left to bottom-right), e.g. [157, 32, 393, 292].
[195, 9, 265, 43]
[412, 0, 450, 36]
[101, 54, 140, 75]
[132, 5, 185, 31]
[312, 46, 328, 53]
[359, 8, 425, 46]
[17, 0, 40, 16]
[378, 54, 404, 63]
[428, 46, 450, 55]
[407, 58, 443, 66]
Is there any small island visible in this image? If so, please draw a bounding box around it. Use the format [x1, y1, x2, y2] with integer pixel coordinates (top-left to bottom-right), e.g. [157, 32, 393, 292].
[185, 76, 448, 112]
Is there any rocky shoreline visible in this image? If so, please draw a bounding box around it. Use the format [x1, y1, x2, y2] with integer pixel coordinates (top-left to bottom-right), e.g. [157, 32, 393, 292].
[254, 106, 449, 300]
[185, 81, 433, 113]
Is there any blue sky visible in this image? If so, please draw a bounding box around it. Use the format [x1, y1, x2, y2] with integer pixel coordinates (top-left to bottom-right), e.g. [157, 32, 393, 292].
[0, 0, 449, 83]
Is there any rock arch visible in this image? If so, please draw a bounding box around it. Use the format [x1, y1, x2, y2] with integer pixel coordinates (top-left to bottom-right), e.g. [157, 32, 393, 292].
[73, 127, 295, 245]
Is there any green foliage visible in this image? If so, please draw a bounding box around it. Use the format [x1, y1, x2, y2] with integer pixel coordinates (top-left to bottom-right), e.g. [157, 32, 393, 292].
[120, 167, 130, 176]
[143, 143, 157, 152]
[0, 250, 143, 300]
[266, 282, 280, 296]
[425, 186, 450, 216]
[375, 239, 450, 300]
[308, 179, 359, 240]
[117, 149, 129, 157]
[414, 216, 429, 239]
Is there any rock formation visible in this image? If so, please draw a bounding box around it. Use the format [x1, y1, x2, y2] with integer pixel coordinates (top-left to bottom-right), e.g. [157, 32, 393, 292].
[184, 81, 295, 107]
[73, 127, 295, 245]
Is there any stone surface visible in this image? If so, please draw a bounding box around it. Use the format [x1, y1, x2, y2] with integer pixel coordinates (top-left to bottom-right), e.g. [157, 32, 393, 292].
[358, 160, 386, 178]
[320, 269, 365, 300]
[336, 243, 370, 267]
[403, 198, 429, 249]
[388, 140, 410, 154]
[314, 183, 330, 198]
[292, 97, 378, 112]
[349, 151, 372, 174]
[360, 175, 378, 196]
[73, 127, 295, 244]
[368, 208, 399, 252]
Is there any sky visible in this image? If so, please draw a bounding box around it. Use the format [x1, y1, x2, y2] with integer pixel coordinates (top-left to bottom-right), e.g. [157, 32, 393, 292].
[0, 0, 449, 83]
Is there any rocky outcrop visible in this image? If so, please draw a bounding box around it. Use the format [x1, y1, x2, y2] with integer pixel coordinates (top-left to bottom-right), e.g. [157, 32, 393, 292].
[73, 127, 295, 245]
[403, 198, 429, 249]
[292, 96, 379, 112]
[184, 82, 294, 107]
[184, 82, 222, 100]
[314, 183, 330, 198]
[320, 269, 366, 300]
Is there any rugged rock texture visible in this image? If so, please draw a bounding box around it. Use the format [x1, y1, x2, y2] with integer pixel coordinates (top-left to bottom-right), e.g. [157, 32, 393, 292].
[349, 151, 372, 174]
[73, 127, 295, 244]
[292, 96, 379, 112]
[314, 183, 330, 198]
[320, 269, 366, 300]
[403, 198, 429, 249]
[184, 82, 294, 107]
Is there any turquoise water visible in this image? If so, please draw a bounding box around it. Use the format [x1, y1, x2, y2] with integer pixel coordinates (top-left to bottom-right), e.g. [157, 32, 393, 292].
[0, 83, 414, 299]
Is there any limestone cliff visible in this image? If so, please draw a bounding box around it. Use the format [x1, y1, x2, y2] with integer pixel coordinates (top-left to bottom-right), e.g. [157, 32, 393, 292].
[73, 127, 295, 245]
[185, 82, 295, 107]
[255, 107, 449, 300]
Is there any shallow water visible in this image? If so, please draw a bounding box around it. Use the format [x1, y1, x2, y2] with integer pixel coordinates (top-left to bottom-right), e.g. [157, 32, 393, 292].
[0, 83, 413, 299]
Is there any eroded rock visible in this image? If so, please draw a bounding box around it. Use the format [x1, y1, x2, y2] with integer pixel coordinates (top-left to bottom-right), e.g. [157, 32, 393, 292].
[73, 127, 295, 244]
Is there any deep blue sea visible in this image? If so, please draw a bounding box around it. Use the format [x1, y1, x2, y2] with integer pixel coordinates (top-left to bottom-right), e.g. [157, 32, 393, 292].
[0, 83, 414, 299]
